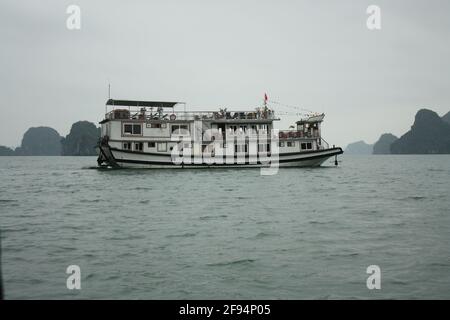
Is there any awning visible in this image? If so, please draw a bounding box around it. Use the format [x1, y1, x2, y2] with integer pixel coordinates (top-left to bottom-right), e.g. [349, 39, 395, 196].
[106, 99, 179, 108]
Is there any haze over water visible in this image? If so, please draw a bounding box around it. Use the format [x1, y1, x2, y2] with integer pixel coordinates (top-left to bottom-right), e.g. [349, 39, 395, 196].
[1, 155, 449, 299]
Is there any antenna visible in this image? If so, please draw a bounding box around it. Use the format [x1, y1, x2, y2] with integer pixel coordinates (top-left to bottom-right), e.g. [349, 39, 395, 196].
[105, 82, 111, 115]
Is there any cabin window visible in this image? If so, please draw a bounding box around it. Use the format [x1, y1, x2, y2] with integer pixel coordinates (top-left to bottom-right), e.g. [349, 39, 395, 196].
[148, 142, 156, 148]
[124, 124, 132, 134]
[157, 142, 167, 152]
[259, 124, 268, 131]
[123, 123, 142, 135]
[301, 142, 312, 150]
[287, 141, 294, 147]
[123, 142, 131, 150]
[279, 142, 285, 147]
[171, 124, 189, 134]
[135, 142, 143, 152]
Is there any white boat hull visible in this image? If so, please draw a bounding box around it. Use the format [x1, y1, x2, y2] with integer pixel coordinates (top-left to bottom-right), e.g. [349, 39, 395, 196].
[98, 144, 343, 169]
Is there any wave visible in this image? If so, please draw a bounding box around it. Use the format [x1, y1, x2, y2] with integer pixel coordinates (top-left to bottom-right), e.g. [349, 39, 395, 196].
[166, 232, 197, 238]
[207, 258, 255, 267]
[199, 214, 228, 220]
[395, 195, 427, 201]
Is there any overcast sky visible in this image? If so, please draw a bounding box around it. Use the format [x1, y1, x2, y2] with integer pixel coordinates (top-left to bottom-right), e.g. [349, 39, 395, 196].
[1, 0, 449, 148]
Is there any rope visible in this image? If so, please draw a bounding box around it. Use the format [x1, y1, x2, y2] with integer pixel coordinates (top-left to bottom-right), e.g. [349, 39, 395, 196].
[267, 99, 316, 114]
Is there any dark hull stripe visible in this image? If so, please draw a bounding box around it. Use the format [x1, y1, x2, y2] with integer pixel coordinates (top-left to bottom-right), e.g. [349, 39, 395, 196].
[112, 150, 343, 166]
[109, 147, 343, 159]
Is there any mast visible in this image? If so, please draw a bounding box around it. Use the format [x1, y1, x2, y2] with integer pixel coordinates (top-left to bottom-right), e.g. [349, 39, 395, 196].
[106, 83, 111, 115]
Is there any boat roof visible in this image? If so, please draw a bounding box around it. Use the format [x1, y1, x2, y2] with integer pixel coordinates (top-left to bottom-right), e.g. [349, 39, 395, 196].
[106, 99, 179, 108]
[296, 113, 325, 124]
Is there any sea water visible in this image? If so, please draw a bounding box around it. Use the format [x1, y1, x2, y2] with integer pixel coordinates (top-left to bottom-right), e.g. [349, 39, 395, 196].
[0, 155, 449, 299]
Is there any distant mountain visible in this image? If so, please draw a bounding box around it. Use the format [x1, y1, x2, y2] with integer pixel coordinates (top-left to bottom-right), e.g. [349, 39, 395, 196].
[442, 111, 450, 124]
[0, 146, 15, 156]
[390, 109, 450, 154]
[373, 133, 398, 154]
[14, 127, 62, 156]
[345, 141, 373, 155]
[61, 121, 100, 156]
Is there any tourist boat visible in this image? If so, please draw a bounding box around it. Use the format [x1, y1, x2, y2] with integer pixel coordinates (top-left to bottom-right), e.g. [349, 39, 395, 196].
[97, 98, 343, 169]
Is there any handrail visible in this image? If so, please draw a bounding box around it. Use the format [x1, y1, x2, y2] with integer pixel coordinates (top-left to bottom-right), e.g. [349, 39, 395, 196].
[105, 109, 278, 121]
[320, 138, 330, 149]
[278, 130, 320, 139]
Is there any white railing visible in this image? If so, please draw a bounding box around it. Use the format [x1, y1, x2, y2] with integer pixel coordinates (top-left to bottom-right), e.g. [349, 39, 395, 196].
[106, 109, 278, 121]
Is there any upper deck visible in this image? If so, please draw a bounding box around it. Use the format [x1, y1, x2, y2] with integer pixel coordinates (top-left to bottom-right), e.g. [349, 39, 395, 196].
[103, 99, 279, 123]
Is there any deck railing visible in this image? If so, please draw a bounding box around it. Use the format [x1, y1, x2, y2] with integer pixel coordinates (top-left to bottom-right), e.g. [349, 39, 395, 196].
[106, 109, 278, 121]
[320, 138, 330, 149]
[278, 130, 320, 139]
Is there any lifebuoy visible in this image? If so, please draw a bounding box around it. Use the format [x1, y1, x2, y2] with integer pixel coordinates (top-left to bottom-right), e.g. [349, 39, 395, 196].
[170, 114, 176, 121]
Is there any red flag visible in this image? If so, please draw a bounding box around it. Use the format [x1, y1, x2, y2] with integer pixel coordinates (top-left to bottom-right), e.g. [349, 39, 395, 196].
[264, 93, 268, 102]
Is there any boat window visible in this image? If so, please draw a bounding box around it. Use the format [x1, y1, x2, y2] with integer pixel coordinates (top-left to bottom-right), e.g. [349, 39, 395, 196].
[171, 124, 189, 134]
[123, 123, 142, 135]
[148, 142, 156, 148]
[287, 141, 294, 147]
[279, 142, 284, 147]
[123, 142, 131, 150]
[157, 142, 167, 152]
[124, 124, 133, 134]
[301, 142, 312, 150]
[135, 142, 143, 152]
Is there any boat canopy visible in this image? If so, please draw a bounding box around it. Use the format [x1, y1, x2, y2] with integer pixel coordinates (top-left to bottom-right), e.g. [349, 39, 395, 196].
[296, 113, 325, 124]
[106, 99, 179, 109]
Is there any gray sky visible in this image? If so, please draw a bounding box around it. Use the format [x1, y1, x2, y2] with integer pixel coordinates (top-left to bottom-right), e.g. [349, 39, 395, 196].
[1, 0, 449, 148]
